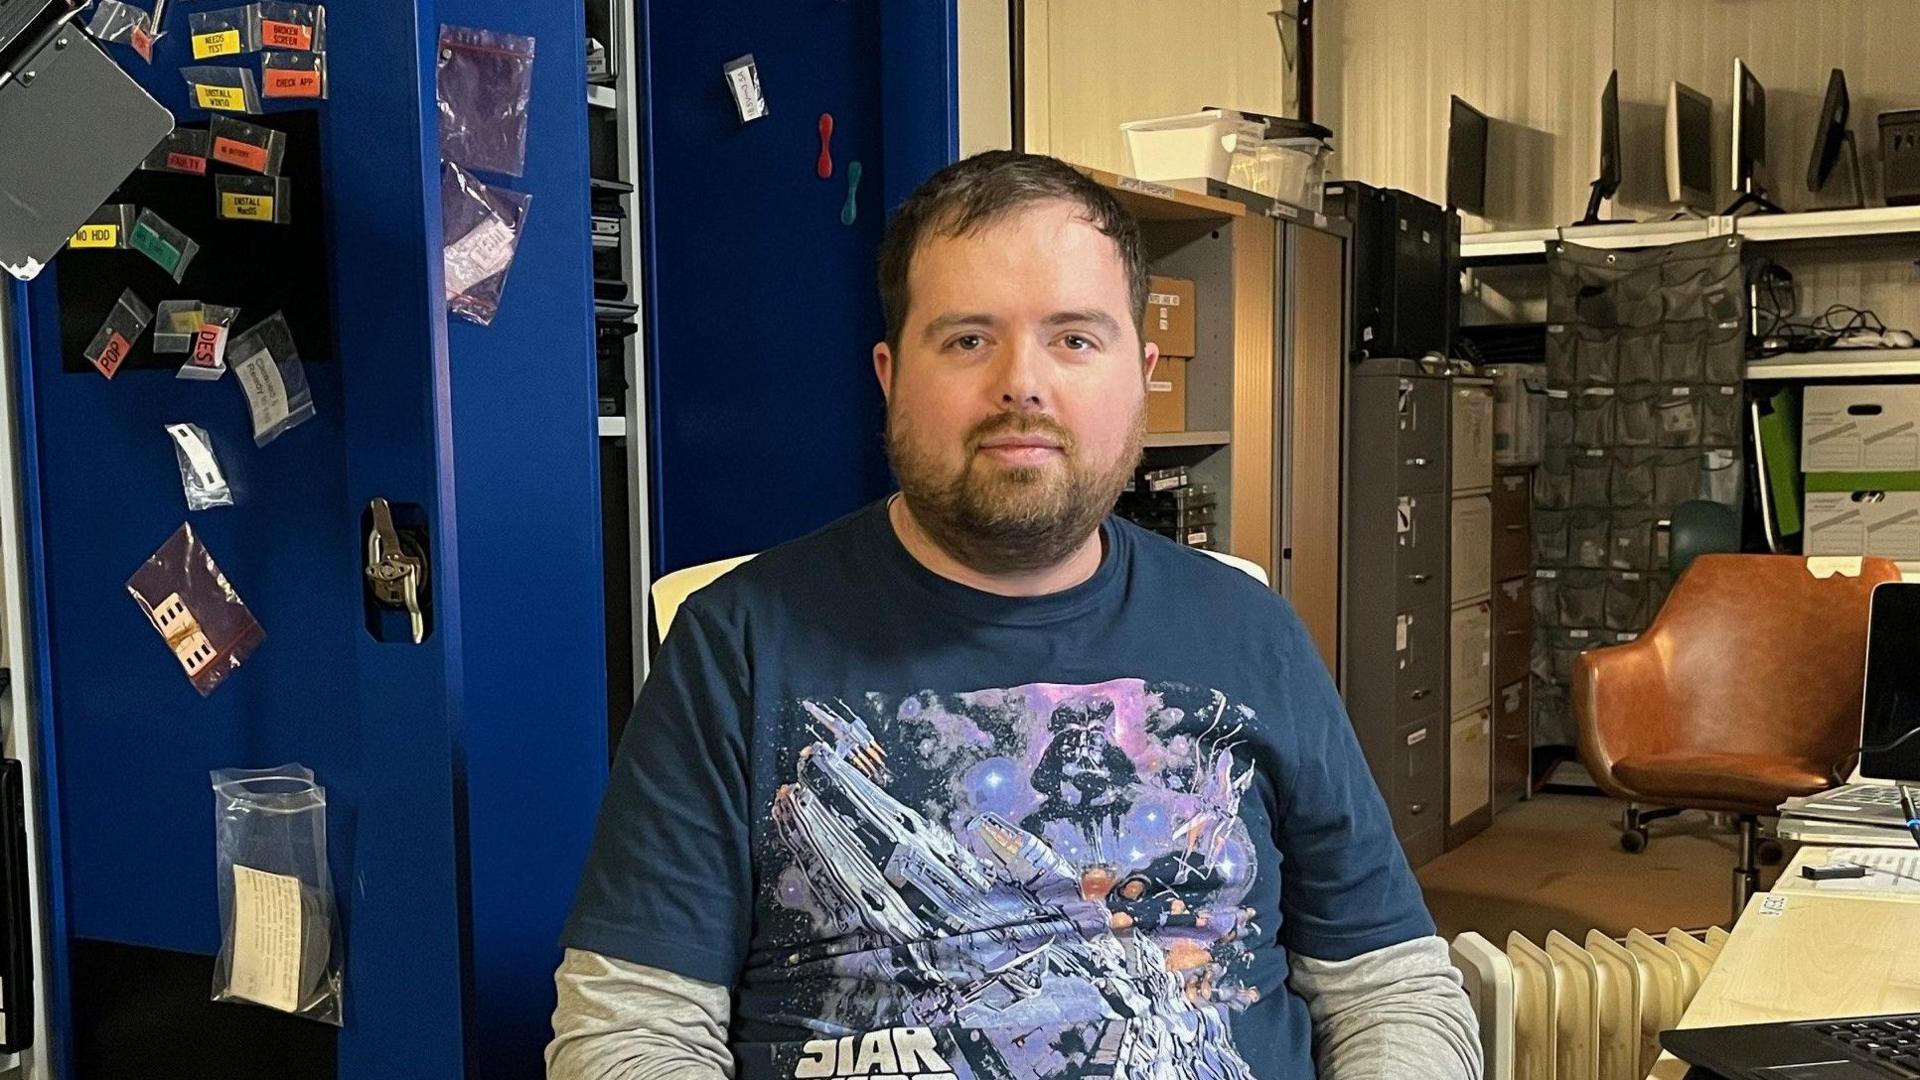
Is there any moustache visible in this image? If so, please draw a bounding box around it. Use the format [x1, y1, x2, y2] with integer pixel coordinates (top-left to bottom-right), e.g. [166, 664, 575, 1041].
[966, 414, 1076, 455]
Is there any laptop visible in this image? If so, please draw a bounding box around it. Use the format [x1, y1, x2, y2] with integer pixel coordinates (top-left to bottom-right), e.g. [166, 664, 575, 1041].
[1664, 1014, 1920, 1078]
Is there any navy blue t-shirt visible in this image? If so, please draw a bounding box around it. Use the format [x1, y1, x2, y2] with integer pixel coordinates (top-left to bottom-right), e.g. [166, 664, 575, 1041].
[564, 499, 1433, 1080]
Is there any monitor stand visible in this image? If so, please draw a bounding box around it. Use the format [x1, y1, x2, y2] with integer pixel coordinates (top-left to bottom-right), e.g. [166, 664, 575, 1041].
[1574, 179, 1634, 227]
[1821, 131, 1867, 211]
[1722, 186, 1783, 217]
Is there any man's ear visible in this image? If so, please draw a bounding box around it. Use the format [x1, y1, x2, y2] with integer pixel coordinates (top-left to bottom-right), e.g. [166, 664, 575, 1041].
[1142, 341, 1161, 382]
[873, 342, 894, 401]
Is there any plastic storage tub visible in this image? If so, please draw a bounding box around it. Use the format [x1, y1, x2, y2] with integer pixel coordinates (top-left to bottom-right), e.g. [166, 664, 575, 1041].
[1121, 109, 1265, 185]
[1227, 136, 1332, 210]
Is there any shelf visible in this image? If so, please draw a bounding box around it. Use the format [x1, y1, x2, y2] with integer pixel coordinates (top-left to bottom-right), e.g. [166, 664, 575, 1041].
[1724, 205, 1920, 247]
[587, 85, 616, 110]
[597, 416, 627, 437]
[1746, 348, 1920, 381]
[1459, 218, 1713, 262]
[1461, 205, 1920, 263]
[1076, 167, 1246, 224]
[1144, 430, 1231, 448]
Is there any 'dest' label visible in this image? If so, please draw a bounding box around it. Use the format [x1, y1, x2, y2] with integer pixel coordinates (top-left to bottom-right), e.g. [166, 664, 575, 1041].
[221, 193, 276, 222]
[192, 29, 243, 58]
[70, 225, 118, 250]
[195, 85, 247, 111]
[261, 20, 313, 49]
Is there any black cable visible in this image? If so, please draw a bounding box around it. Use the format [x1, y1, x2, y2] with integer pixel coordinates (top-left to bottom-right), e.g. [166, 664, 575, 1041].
[1828, 722, 1920, 786]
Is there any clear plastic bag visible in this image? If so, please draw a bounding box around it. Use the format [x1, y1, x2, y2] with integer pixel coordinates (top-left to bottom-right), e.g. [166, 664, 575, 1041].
[83, 288, 153, 380]
[436, 25, 536, 177]
[129, 209, 201, 282]
[86, 0, 146, 43]
[180, 304, 240, 381]
[217, 174, 293, 224]
[143, 127, 212, 175]
[262, 52, 327, 100]
[229, 312, 316, 445]
[183, 65, 264, 114]
[166, 423, 234, 510]
[154, 300, 206, 354]
[190, 6, 261, 59]
[126, 522, 264, 696]
[211, 115, 287, 176]
[255, 1, 325, 51]
[442, 161, 532, 326]
[210, 765, 342, 1025]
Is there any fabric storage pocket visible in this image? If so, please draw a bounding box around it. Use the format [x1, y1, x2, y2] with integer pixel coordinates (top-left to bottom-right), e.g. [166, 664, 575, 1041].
[1546, 324, 1576, 386]
[1659, 321, 1706, 383]
[1617, 328, 1660, 384]
[1655, 388, 1701, 448]
[1609, 447, 1656, 508]
[1701, 448, 1740, 507]
[1569, 509, 1610, 568]
[1571, 448, 1611, 508]
[1614, 384, 1659, 447]
[1536, 446, 1572, 510]
[1701, 386, 1742, 446]
[1545, 391, 1574, 447]
[1609, 510, 1656, 570]
[1574, 388, 1616, 447]
[1702, 321, 1744, 384]
[1575, 329, 1618, 386]
[1604, 571, 1650, 631]
[1653, 448, 1701, 507]
[1661, 242, 1743, 322]
[1557, 568, 1607, 629]
[1533, 509, 1570, 565]
[1532, 569, 1559, 627]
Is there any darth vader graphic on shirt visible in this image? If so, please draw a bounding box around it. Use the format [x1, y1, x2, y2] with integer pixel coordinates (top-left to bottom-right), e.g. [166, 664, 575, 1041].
[763, 677, 1262, 1080]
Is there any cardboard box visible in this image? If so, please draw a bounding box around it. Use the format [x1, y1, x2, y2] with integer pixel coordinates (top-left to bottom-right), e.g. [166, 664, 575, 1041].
[1805, 480, 1920, 561]
[1802, 384, 1920, 472]
[1146, 356, 1187, 433]
[1146, 275, 1196, 358]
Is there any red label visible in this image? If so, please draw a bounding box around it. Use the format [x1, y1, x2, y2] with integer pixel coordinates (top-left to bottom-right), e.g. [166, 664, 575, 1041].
[94, 334, 130, 379]
[212, 138, 271, 174]
[166, 151, 208, 175]
[263, 69, 323, 99]
[131, 24, 154, 62]
[262, 20, 313, 49]
[190, 326, 226, 369]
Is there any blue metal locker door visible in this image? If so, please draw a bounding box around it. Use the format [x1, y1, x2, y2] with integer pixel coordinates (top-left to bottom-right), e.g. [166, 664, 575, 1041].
[12, 3, 488, 1076]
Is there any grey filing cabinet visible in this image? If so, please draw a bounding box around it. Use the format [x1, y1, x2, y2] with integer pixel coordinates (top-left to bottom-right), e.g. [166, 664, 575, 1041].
[1447, 379, 1495, 847]
[1343, 360, 1450, 867]
[1491, 466, 1533, 812]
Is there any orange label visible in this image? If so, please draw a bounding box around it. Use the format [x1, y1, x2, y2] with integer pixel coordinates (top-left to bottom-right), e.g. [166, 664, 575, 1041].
[212, 137, 270, 173]
[131, 23, 154, 62]
[263, 68, 322, 99]
[166, 151, 208, 175]
[262, 20, 313, 49]
[95, 334, 131, 379]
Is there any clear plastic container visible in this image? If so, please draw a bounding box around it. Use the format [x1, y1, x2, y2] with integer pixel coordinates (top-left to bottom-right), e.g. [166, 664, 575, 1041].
[1120, 109, 1264, 184]
[1226, 136, 1332, 210]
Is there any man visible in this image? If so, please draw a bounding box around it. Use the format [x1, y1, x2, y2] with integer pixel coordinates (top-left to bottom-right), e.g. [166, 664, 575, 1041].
[549, 151, 1480, 1080]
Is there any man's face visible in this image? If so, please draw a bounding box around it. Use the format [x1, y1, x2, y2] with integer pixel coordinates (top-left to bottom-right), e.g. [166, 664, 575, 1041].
[875, 198, 1157, 574]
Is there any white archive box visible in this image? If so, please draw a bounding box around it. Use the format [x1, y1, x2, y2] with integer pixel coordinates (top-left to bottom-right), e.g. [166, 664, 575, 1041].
[1804, 490, 1920, 562]
[1802, 384, 1920, 472]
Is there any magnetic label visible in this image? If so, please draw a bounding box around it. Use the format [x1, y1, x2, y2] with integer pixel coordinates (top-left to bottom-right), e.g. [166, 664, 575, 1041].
[94, 333, 131, 379]
[192, 29, 242, 58]
[195, 84, 247, 111]
[263, 68, 322, 98]
[130, 226, 182, 272]
[221, 193, 276, 221]
[166, 151, 209, 175]
[70, 225, 118, 249]
[261, 20, 312, 49]
[213, 138, 270, 173]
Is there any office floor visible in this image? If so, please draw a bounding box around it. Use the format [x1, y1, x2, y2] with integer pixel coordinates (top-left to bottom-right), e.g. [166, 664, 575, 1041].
[1416, 793, 1786, 943]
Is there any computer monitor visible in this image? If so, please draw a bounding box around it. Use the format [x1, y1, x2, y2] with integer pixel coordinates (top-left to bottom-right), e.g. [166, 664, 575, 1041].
[1807, 67, 1863, 206]
[1665, 81, 1714, 211]
[1861, 582, 1920, 781]
[1727, 57, 1779, 214]
[1579, 70, 1622, 225]
[1447, 95, 1489, 216]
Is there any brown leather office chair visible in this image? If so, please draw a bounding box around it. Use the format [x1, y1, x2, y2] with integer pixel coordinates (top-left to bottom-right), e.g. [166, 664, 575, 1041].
[1575, 554, 1901, 911]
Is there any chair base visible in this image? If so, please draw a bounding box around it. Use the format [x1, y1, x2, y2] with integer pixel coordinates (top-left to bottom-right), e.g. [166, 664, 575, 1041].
[1619, 803, 1684, 853]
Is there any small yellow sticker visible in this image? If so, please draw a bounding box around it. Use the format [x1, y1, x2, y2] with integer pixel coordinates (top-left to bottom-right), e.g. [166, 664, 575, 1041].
[221, 193, 276, 221]
[195, 84, 245, 111]
[69, 225, 119, 249]
[169, 310, 206, 334]
[192, 29, 243, 58]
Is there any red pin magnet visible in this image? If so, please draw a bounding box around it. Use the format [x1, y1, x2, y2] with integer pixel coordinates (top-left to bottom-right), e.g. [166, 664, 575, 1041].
[817, 113, 835, 179]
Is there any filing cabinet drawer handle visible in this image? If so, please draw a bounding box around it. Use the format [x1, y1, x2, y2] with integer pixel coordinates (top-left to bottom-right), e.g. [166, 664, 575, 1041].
[1502, 629, 1526, 637]
[1503, 733, 1523, 742]
[1410, 688, 1431, 700]
[1405, 456, 1430, 467]
[1410, 573, 1432, 584]
[1409, 802, 1428, 815]
[1502, 523, 1526, 531]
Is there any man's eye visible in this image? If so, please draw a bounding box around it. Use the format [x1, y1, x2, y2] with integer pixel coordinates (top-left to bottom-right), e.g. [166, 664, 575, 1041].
[1061, 334, 1095, 350]
[952, 334, 986, 351]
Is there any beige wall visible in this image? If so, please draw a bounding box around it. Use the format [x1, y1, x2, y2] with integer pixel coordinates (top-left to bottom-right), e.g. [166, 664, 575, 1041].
[959, 0, 1013, 156]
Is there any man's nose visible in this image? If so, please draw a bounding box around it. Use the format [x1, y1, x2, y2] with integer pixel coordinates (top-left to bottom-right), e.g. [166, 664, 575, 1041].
[991, 337, 1047, 410]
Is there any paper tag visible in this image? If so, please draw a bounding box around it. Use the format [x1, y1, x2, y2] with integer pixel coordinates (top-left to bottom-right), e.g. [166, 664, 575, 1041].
[130, 226, 181, 274]
[166, 424, 223, 486]
[93, 333, 131, 379]
[261, 19, 312, 49]
[221, 193, 276, 222]
[213, 138, 270, 173]
[70, 225, 118, 250]
[235, 348, 291, 435]
[195, 84, 246, 111]
[228, 864, 304, 1013]
[192, 29, 242, 58]
[263, 68, 322, 98]
[1671, 386, 1692, 397]
[723, 54, 768, 122]
[166, 151, 208, 175]
[1147, 291, 1180, 307]
[444, 218, 517, 298]
[1396, 614, 1410, 652]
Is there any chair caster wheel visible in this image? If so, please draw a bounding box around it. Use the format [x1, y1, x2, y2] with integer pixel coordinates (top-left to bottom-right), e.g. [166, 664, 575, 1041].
[1757, 838, 1784, 865]
[1620, 829, 1649, 854]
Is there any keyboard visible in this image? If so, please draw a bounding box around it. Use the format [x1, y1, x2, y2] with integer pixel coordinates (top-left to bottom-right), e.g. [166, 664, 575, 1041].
[1822, 785, 1907, 808]
[1811, 1016, 1920, 1076]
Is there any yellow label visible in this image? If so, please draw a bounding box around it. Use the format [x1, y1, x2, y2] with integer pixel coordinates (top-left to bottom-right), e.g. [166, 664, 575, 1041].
[221, 193, 275, 221]
[192, 29, 243, 58]
[69, 225, 118, 249]
[195, 84, 246, 111]
[168, 310, 206, 334]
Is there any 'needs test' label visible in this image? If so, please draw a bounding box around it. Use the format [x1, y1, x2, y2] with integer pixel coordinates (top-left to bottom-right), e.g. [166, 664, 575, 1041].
[192, 29, 243, 58]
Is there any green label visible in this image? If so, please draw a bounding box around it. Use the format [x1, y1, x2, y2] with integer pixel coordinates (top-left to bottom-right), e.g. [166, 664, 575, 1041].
[130, 225, 181, 273]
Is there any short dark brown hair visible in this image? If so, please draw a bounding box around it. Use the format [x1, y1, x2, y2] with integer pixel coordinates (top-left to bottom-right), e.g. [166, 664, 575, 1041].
[877, 151, 1150, 353]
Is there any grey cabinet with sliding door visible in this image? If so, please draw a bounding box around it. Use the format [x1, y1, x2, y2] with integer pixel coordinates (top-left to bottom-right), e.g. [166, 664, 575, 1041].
[1343, 361, 1450, 867]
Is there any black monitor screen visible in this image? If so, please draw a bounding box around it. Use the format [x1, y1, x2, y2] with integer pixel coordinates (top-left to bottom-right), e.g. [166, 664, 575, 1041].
[1597, 70, 1621, 194]
[1735, 59, 1768, 191]
[1862, 583, 1920, 781]
[1448, 96, 1489, 215]
[1807, 68, 1851, 191]
[1677, 90, 1713, 196]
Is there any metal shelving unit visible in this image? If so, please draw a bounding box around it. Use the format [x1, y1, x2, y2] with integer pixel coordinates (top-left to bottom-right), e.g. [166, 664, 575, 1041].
[1460, 205, 1920, 263]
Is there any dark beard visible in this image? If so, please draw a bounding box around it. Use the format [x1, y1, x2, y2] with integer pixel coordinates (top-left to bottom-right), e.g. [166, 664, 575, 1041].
[886, 405, 1143, 575]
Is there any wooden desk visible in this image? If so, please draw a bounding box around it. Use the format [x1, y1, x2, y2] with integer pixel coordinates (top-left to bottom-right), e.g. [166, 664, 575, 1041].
[1648, 889, 1920, 1078]
[1771, 845, 1920, 903]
